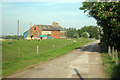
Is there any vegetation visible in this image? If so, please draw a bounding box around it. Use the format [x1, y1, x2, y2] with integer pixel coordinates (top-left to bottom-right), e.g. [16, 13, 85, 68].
[78, 25, 100, 39]
[81, 31, 90, 38]
[2, 38, 93, 77]
[80, 1, 120, 79]
[3, 35, 24, 39]
[65, 26, 100, 39]
[73, 33, 79, 38]
[101, 53, 120, 79]
[66, 28, 78, 38]
[80, 2, 120, 51]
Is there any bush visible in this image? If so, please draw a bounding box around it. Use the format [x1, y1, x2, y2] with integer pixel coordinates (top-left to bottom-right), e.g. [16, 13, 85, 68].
[78, 26, 100, 39]
[81, 32, 90, 38]
[73, 33, 79, 38]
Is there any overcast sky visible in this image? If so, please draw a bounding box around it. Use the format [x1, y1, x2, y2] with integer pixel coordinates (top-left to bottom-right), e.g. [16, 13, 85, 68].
[1, 1, 97, 36]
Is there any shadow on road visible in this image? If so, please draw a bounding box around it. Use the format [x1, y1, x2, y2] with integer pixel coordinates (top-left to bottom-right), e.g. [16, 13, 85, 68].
[75, 43, 101, 53]
[73, 68, 84, 80]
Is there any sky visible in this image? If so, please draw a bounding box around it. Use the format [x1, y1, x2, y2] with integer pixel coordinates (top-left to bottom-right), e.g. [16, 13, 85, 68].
[1, 1, 97, 36]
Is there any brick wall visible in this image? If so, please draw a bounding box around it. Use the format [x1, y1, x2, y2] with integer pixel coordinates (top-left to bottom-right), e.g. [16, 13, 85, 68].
[28, 25, 42, 38]
[52, 31, 60, 38]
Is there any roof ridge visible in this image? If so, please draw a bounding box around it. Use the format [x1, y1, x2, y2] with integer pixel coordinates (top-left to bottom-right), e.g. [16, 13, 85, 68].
[37, 24, 51, 26]
[36, 24, 65, 31]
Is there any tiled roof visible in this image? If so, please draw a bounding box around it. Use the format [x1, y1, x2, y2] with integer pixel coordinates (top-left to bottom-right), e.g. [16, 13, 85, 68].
[36, 25, 65, 31]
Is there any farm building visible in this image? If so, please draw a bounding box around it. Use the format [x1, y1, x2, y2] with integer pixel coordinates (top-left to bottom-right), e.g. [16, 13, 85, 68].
[23, 22, 66, 39]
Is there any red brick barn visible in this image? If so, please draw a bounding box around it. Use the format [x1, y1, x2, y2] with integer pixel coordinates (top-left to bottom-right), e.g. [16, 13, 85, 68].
[23, 22, 66, 39]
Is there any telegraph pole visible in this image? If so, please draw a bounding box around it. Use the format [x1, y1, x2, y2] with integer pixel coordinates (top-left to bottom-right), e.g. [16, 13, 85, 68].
[30, 22, 32, 28]
[30, 22, 32, 37]
[17, 20, 19, 40]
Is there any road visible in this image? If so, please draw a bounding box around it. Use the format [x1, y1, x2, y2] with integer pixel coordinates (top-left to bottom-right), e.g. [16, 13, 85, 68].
[7, 40, 105, 78]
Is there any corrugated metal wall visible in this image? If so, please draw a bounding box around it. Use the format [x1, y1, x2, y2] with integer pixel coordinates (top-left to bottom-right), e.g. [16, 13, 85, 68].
[23, 31, 28, 38]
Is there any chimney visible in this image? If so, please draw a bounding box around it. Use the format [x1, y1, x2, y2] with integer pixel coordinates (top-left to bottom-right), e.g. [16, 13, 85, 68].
[52, 22, 59, 27]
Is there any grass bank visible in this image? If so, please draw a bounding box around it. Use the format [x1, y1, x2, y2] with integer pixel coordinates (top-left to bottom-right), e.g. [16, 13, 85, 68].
[101, 53, 120, 79]
[2, 38, 93, 77]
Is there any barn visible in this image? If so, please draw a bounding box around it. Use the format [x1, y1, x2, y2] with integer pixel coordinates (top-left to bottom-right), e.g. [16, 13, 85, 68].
[23, 22, 66, 39]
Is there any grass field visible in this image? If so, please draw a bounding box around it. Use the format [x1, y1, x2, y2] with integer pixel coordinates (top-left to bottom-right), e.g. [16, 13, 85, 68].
[101, 53, 120, 78]
[2, 38, 93, 77]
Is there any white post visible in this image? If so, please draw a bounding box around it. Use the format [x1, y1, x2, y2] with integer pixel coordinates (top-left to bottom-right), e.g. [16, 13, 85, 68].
[112, 47, 114, 61]
[53, 44, 54, 48]
[108, 46, 111, 56]
[19, 47, 20, 57]
[115, 50, 118, 65]
[37, 46, 38, 55]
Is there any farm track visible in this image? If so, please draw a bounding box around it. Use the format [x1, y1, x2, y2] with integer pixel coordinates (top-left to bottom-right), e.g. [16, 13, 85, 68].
[7, 40, 105, 78]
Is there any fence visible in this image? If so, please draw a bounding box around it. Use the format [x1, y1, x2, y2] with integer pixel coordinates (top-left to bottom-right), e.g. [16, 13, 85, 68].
[108, 46, 119, 65]
[17, 40, 76, 57]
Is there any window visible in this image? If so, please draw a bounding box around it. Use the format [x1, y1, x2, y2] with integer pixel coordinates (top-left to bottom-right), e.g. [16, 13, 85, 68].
[34, 27, 36, 30]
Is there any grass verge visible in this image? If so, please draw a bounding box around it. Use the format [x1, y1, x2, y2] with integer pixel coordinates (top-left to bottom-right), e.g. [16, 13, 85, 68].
[101, 53, 120, 79]
[2, 38, 94, 77]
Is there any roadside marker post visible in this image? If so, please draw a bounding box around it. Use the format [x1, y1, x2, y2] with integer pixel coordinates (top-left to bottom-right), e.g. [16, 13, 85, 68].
[112, 47, 115, 61]
[115, 50, 118, 65]
[37, 46, 39, 55]
[53, 44, 54, 48]
[108, 46, 111, 56]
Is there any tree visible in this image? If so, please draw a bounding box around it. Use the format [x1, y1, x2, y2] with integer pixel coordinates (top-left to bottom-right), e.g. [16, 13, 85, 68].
[4, 35, 24, 39]
[80, 2, 120, 51]
[19, 35, 24, 39]
[4, 35, 12, 39]
[12, 35, 17, 39]
[78, 25, 100, 39]
[81, 32, 90, 38]
[73, 33, 79, 38]
[66, 28, 78, 38]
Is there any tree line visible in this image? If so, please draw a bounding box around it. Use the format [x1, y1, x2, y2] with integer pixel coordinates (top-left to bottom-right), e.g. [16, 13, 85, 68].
[2, 25, 100, 40]
[80, 2, 120, 51]
[65, 25, 100, 39]
[3, 35, 24, 39]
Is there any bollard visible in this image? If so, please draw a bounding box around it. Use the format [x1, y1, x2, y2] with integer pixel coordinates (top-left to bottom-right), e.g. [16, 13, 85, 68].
[53, 44, 54, 48]
[37, 46, 38, 55]
[115, 50, 118, 65]
[108, 46, 111, 56]
[112, 47, 115, 61]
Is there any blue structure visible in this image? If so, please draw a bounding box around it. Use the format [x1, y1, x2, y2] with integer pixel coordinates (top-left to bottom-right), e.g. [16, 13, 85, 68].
[38, 35, 53, 39]
[23, 31, 28, 38]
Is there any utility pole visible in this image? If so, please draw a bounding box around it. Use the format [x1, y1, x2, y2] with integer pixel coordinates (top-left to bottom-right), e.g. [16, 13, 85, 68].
[17, 20, 19, 40]
[30, 22, 32, 28]
[30, 22, 32, 38]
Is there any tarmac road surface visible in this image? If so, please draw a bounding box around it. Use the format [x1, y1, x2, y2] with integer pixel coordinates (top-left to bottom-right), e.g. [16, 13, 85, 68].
[7, 40, 105, 78]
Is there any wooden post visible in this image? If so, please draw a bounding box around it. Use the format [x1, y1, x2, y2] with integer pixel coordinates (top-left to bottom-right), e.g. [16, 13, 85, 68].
[37, 46, 38, 55]
[19, 47, 20, 57]
[108, 46, 111, 56]
[115, 50, 118, 65]
[53, 44, 54, 48]
[112, 47, 114, 61]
